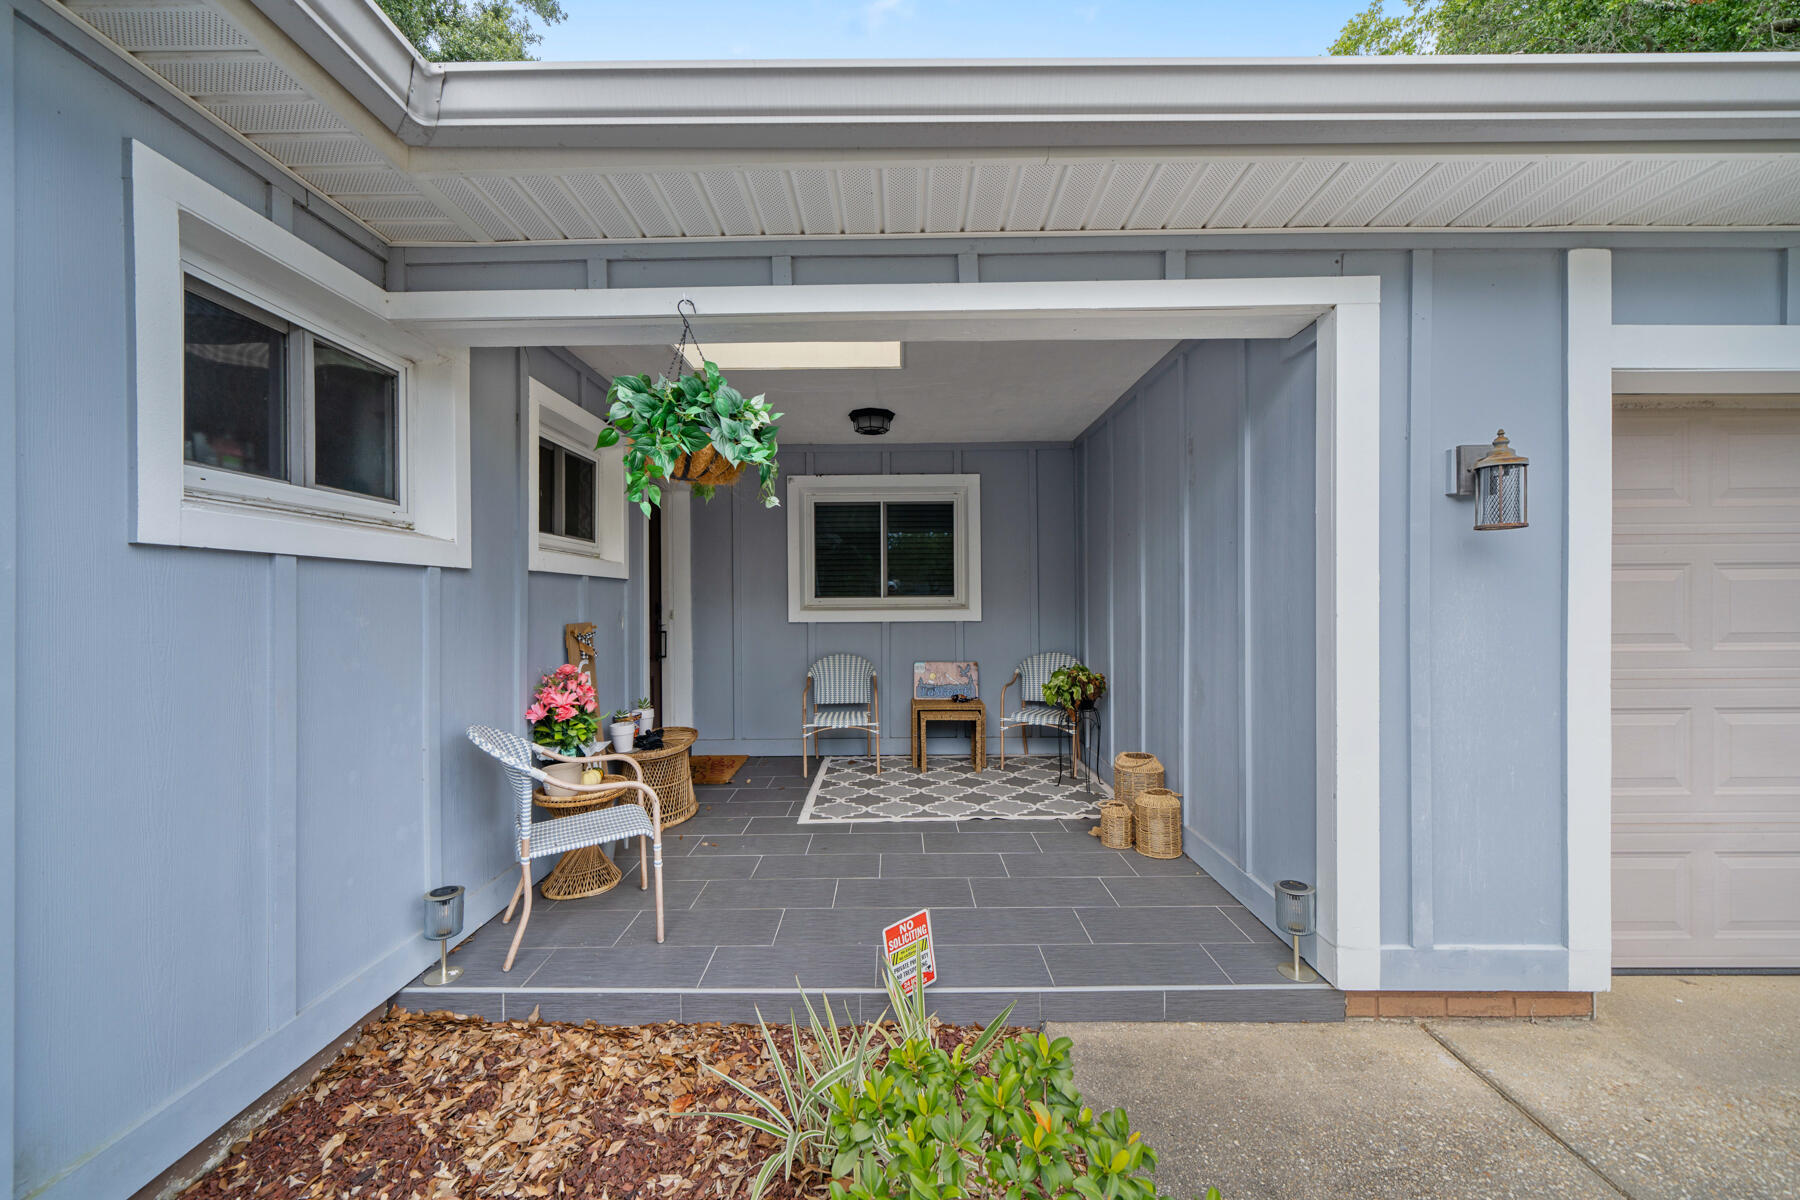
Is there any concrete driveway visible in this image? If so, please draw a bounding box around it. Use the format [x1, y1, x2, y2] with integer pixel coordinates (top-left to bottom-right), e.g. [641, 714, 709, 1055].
[1055, 976, 1798, 1200]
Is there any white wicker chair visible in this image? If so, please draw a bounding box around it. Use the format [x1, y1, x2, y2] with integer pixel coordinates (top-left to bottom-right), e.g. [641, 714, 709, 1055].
[998, 651, 1081, 770]
[801, 653, 880, 777]
[467, 725, 665, 971]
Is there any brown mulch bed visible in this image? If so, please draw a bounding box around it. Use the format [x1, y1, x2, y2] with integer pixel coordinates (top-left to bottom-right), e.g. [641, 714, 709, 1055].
[180, 1005, 1005, 1200]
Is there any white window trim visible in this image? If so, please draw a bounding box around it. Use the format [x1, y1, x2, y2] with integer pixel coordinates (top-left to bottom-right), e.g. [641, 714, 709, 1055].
[786, 474, 981, 623]
[527, 378, 627, 578]
[131, 141, 470, 568]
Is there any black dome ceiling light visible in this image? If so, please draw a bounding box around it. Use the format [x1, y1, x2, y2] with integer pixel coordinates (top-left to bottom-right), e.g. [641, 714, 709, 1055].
[849, 407, 895, 436]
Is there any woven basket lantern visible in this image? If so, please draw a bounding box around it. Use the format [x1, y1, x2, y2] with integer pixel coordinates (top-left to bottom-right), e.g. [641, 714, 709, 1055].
[1133, 789, 1183, 859]
[1112, 752, 1164, 814]
[1097, 802, 1133, 849]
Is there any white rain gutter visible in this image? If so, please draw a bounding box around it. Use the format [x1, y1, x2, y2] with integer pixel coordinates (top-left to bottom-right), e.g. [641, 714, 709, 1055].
[249, 2, 1800, 154]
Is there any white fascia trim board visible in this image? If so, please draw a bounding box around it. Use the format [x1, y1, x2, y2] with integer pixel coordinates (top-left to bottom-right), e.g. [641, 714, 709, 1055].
[240, 0, 432, 134]
[786, 474, 983, 623]
[388, 277, 1375, 343]
[1565, 249, 1614, 993]
[216, 9, 1800, 151]
[525, 378, 628, 579]
[1316, 303, 1383, 992]
[130, 141, 471, 568]
[1611, 323, 1800, 374]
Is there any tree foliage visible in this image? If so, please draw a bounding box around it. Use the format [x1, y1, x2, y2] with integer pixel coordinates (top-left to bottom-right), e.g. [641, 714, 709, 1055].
[1331, 0, 1800, 54]
[375, 0, 566, 62]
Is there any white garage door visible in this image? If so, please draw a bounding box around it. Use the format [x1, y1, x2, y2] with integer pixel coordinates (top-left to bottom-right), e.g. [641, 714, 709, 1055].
[1613, 404, 1800, 968]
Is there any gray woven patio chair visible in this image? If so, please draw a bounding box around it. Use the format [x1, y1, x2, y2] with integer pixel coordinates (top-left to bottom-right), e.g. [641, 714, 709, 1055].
[467, 724, 665, 971]
[998, 651, 1080, 770]
[801, 652, 880, 777]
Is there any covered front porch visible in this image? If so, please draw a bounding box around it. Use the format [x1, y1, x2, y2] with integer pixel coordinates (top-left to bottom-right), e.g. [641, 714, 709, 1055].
[401, 757, 1343, 1023]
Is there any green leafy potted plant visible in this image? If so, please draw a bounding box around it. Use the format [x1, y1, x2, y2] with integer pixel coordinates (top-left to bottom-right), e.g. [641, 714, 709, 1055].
[633, 694, 655, 735]
[596, 359, 782, 516]
[1041, 663, 1107, 717]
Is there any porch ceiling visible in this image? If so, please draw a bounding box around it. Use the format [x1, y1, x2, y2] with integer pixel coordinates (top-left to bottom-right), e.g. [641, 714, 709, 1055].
[570, 339, 1180, 444]
[53, 0, 1800, 247]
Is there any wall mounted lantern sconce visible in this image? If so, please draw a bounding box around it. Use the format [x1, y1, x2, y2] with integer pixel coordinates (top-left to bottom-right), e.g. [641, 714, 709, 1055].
[1446, 429, 1529, 530]
[1273, 879, 1320, 983]
[849, 407, 895, 436]
[421, 885, 465, 986]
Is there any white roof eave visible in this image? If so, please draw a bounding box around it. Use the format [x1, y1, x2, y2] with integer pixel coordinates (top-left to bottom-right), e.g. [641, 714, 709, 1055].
[243, 1, 1800, 152]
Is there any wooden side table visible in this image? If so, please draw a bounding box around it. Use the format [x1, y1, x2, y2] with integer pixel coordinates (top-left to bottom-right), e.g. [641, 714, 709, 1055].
[910, 698, 987, 773]
[532, 774, 634, 899]
[619, 726, 699, 828]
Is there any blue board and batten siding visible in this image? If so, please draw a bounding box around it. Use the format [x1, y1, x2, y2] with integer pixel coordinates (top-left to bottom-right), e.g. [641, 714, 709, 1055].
[688, 445, 1080, 756]
[9, 6, 1800, 1198]
[1074, 334, 1321, 942]
[8, 17, 640, 1197]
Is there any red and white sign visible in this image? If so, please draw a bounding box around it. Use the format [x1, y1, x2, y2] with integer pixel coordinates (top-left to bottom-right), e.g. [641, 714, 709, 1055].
[882, 909, 936, 995]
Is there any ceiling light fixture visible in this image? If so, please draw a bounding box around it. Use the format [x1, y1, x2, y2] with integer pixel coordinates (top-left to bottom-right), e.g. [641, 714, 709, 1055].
[680, 341, 903, 371]
[850, 408, 895, 436]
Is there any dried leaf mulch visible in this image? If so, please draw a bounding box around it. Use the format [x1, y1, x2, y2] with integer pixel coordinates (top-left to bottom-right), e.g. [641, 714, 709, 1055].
[180, 1004, 1007, 1200]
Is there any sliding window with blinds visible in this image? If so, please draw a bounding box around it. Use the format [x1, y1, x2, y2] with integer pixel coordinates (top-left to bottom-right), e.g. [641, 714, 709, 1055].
[789, 475, 982, 622]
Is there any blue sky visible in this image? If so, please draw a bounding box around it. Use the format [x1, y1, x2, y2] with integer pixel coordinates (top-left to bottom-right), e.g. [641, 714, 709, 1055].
[533, 1, 1356, 61]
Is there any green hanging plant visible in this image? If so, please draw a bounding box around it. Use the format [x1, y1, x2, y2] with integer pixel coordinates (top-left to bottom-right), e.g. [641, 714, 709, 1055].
[596, 359, 782, 517]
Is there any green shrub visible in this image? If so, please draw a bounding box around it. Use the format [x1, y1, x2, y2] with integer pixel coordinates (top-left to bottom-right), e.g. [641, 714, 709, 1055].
[825, 1029, 1166, 1200]
[697, 974, 1213, 1200]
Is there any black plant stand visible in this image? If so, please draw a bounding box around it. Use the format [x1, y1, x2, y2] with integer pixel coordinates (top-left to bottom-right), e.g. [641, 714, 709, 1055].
[1056, 708, 1102, 794]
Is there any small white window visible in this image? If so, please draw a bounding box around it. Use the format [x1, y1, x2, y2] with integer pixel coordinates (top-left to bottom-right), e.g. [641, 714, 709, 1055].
[182, 276, 403, 515]
[528, 378, 627, 578]
[131, 141, 470, 567]
[787, 475, 981, 622]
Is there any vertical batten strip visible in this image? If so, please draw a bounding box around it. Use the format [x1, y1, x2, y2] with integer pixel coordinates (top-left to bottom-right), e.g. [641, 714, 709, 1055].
[1406, 250, 1435, 952]
[267, 554, 300, 1026]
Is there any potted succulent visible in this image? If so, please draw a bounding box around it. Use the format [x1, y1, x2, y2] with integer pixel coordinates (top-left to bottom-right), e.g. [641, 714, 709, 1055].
[1041, 663, 1108, 718]
[526, 665, 600, 794]
[634, 696, 655, 735]
[596, 359, 782, 516]
[607, 708, 639, 754]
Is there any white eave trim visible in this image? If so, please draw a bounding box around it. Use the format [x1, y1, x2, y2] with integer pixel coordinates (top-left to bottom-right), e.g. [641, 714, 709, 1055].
[229, 4, 1800, 151]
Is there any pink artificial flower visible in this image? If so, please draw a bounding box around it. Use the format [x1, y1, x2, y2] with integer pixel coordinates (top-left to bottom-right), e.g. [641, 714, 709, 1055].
[553, 704, 577, 721]
[556, 664, 579, 678]
[525, 701, 548, 722]
[582, 699, 597, 713]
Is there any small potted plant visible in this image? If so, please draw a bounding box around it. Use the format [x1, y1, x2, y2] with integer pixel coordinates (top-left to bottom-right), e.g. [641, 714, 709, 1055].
[1042, 663, 1107, 718]
[607, 708, 639, 754]
[526, 665, 599, 793]
[596, 358, 783, 516]
[634, 695, 655, 735]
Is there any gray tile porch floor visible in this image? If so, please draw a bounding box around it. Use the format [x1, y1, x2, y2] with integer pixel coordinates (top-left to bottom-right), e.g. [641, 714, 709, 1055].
[399, 756, 1343, 1024]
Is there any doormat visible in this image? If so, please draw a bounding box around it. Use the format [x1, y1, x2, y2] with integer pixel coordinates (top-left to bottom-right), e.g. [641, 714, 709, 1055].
[799, 755, 1098, 823]
[690, 755, 749, 786]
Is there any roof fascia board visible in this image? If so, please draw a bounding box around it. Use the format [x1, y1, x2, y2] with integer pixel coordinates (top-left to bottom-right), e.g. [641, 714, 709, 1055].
[416, 54, 1800, 150]
[401, 143, 1800, 175]
[232, 5, 1800, 152]
[239, 0, 435, 136]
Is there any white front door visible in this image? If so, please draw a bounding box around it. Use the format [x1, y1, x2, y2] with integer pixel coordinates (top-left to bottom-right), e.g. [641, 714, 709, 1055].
[1612, 403, 1800, 968]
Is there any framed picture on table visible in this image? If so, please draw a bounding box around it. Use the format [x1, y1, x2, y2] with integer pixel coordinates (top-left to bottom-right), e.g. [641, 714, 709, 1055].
[914, 661, 978, 700]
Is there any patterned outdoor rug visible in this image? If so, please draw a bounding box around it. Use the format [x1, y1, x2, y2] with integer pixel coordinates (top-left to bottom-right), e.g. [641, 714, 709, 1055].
[798, 755, 1100, 823]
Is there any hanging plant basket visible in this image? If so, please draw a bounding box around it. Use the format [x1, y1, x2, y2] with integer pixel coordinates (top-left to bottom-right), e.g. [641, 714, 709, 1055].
[664, 444, 745, 488]
[599, 300, 781, 515]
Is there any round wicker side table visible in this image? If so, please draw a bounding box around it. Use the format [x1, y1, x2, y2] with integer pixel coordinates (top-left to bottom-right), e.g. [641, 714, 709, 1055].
[620, 726, 699, 829]
[532, 774, 633, 899]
